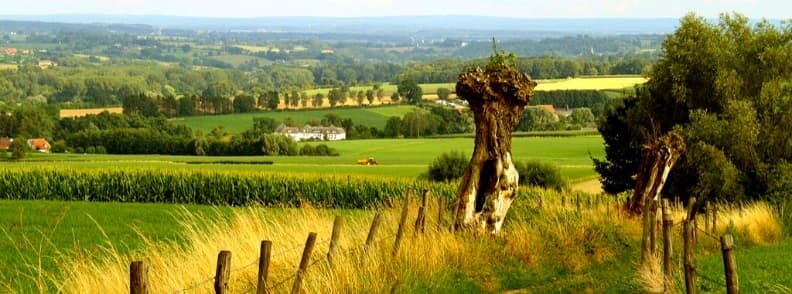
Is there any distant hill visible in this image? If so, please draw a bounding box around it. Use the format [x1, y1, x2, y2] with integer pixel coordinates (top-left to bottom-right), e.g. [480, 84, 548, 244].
[0, 15, 690, 39]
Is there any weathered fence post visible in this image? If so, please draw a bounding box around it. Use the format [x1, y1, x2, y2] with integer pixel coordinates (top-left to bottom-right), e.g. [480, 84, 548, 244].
[364, 212, 383, 252]
[130, 261, 148, 294]
[437, 195, 445, 230]
[256, 241, 272, 294]
[712, 203, 718, 234]
[641, 197, 653, 263]
[414, 189, 429, 235]
[291, 232, 318, 294]
[705, 202, 711, 233]
[575, 194, 581, 212]
[561, 195, 566, 208]
[684, 197, 697, 294]
[661, 199, 673, 282]
[327, 216, 344, 267]
[214, 250, 232, 294]
[392, 189, 412, 256]
[721, 234, 739, 294]
[650, 199, 659, 256]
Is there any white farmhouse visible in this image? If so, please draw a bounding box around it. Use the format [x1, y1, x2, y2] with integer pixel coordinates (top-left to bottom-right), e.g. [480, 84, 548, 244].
[275, 124, 346, 141]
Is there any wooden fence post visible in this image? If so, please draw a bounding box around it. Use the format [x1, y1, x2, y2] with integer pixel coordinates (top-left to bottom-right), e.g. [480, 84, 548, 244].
[641, 197, 652, 263]
[414, 189, 429, 235]
[561, 195, 566, 208]
[291, 232, 318, 294]
[661, 199, 673, 282]
[684, 197, 697, 294]
[650, 199, 658, 256]
[130, 261, 148, 294]
[327, 216, 344, 267]
[256, 241, 272, 294]
[575, 194, 581, 212]
[705, 202, 710, 233]
[364, 212, 383, 252]
[214, 250, 232, 294]
[392, 189, 412, 257]
[712, 203, 718, 234]
[437, 195, 445, 231]
[721, 235, 739, 294]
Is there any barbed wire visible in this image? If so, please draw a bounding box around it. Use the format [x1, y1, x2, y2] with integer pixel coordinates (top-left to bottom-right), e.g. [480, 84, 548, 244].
[694, 268, 725, 288]
[171, 237, 328, 293]
[172, 275, 214, 294]
[172, 210, 406, 293]
[694, 224, 721, 241]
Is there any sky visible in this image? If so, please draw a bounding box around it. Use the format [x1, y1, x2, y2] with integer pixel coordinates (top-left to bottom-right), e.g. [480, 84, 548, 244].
[1, 0, 789, 19]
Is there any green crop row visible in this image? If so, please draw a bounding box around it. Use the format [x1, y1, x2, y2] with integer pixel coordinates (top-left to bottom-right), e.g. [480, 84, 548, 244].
[0, 169, 457, 208]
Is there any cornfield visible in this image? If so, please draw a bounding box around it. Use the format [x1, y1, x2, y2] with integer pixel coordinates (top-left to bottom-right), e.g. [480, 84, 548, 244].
[0, 168, 457, 208]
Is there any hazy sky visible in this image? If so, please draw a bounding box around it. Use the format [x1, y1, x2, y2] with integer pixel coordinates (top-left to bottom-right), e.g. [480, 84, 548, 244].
[2, 0, 790, 18]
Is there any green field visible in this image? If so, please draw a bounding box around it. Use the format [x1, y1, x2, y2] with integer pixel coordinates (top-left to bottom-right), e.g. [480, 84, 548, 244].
[0, 200, 235, 292]
[5, 136, 604, 181]
[175, 105, 418, 134]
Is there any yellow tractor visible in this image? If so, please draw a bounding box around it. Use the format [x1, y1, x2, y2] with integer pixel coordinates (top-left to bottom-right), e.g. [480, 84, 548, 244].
[357, 157, 378, 165]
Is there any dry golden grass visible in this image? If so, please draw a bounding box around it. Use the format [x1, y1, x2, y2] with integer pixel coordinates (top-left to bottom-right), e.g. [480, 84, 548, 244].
[33, 193, 783, 293]
[635, 254, 666, 294]
[712, 202, 784, 246]
[39, 192, 645, 293]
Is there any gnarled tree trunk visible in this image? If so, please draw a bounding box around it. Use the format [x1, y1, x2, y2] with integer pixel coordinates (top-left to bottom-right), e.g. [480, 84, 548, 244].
[453, 54, 537, 234]
[626, 132, 686, 215]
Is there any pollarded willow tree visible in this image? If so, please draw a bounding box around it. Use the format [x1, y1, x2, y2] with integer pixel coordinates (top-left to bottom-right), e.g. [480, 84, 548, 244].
[453, 48, 537, 234]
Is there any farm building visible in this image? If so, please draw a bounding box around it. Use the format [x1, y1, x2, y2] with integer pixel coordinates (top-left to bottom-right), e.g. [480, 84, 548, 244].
[275, 124, 346, 141]
[0, 137, 12, 150]
[26, 138, 51, 152]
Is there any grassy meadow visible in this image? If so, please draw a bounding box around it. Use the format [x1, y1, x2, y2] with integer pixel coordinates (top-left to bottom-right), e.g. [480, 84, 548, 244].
[5, 136, 605, 181]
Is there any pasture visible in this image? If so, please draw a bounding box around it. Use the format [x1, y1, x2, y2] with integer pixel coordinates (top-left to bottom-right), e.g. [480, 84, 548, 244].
[7, 136, 605, 181]
[175, 105, 418, 134]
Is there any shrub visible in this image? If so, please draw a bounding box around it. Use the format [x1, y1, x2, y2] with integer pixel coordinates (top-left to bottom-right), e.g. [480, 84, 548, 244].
[51, 140, 69, 153]
[515, 160, 567, 191]
[10, 138, 27, 160]
[427, 151, 468, 182]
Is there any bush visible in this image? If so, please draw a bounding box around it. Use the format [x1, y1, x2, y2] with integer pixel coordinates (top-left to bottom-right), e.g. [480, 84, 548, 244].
[51, 140, 69, 153]
[10, 138, 27, 160]
[515, 160, 567, 191]
[427, 151, 468, 182]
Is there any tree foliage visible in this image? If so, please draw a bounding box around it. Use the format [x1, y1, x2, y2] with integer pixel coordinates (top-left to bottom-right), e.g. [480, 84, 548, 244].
[595, 13, 792, 202]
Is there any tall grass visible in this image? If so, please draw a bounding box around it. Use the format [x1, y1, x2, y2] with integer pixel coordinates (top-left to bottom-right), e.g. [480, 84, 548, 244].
[17, 189, 786, 293]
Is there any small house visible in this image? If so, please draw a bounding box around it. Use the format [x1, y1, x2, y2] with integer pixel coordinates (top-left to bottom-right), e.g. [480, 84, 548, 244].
[26, 138, 51, 152]
[275, 124, 346, 141]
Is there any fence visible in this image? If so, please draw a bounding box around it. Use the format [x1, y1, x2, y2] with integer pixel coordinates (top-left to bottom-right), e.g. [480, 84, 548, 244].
[646, 197, 740, 294]
[127, 188, 437, 294]
[533, 193, 742, 294]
